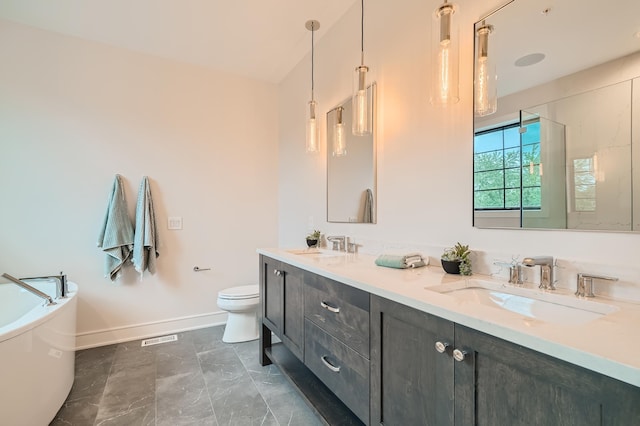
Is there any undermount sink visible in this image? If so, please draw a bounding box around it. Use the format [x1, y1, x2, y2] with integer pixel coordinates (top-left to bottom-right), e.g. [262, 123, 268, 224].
[426, 279, 619, 325]
[286, 248, 346, 258]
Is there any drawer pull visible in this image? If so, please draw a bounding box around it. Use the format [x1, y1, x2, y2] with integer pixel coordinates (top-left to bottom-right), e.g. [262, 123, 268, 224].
[273, 269, 282, 276]
[321, 355, 341, 373]
[320, 301, 340, 313]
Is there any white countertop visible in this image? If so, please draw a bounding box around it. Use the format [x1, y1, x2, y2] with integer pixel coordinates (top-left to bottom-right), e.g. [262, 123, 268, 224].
[258, 248, 640, 387]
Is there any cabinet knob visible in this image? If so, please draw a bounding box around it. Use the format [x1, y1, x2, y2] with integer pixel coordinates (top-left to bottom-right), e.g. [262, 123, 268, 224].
[320, 301, 340, 314]
[434, 341, 450, 354]
[453, 349, 467, 362]
[273, 269, 282, 276]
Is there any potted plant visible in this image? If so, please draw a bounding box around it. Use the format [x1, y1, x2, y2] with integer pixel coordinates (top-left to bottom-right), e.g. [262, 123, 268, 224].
[441, 242, 472, 275]
[306, 229, 321, 248]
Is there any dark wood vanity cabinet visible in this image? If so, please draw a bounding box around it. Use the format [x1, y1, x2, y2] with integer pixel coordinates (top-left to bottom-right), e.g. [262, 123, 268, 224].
[260, 255, 640, 426]
[371, 295, 640, 426]
[260, 256, 304, 360]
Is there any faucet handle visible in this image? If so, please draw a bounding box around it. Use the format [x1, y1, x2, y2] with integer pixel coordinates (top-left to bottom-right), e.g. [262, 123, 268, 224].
[509, 264, 523, 285]
[346, 238, 360, 254]
[576, 273, 618, 298]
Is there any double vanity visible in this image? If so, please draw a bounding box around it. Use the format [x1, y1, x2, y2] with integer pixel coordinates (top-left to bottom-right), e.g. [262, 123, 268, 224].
[258, 248, 640, 425]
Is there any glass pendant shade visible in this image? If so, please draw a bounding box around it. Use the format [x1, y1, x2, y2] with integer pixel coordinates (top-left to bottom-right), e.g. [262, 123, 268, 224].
[474, 22, 497, 116]
[352, 65, 370, 136]
[431, 2, 459, 105]
[333, 107, 347, 156]
[305, 20, 320, 153]
[306, 100, 319, 153]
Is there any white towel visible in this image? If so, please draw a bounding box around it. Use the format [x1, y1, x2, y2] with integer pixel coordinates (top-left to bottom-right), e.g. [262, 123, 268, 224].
[132, 176, 159, 277]
[97, 174, 134, 281]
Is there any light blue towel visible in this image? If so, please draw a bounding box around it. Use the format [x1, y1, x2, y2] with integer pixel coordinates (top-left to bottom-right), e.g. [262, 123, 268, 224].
[375, 253, 426, 269]
[97, 175, 134, 281]
[132, 176, 159, 277]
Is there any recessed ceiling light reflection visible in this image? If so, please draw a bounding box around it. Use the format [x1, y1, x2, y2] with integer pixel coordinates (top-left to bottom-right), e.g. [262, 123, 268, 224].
[514, 53, 546, 67]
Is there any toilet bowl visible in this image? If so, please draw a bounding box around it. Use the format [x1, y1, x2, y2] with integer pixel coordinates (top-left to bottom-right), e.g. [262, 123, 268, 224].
[217, 284, 260, 343]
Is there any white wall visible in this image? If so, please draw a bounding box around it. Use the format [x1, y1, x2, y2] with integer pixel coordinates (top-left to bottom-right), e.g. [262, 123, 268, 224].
[278, 0, 640, 299]
[0, 19, 279, 348]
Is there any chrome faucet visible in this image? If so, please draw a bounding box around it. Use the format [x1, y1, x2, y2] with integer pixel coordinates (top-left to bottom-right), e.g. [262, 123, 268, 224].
[326, 235, 346, 252]
[19, 271, 68, 298]
[575, 273, 618, 298]
[522, 256, 555, 290]
[2, 273, 56, 305]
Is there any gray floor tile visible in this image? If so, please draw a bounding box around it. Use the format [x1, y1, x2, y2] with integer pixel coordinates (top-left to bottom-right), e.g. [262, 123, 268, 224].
[49, 393, 102, 426]
[94, 403, 155, 426]
[51, 325, 321, 426]
[95, 363, 156, 423]
[156, 371, 216, 426]
[266, 390, 325, 426]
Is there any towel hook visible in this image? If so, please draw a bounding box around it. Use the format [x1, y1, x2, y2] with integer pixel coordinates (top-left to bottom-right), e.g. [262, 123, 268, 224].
[193, 266, 211, 272]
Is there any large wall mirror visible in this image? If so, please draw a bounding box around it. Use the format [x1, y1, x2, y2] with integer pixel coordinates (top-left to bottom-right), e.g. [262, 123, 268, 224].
[327, 83, 377, 223]
[473, 0, 640, 231]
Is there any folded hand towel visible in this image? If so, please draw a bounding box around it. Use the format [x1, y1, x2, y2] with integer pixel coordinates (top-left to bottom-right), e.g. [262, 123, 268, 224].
[132, 176, 159, 277]
[375, 253, 426, 269]
[97, 175, 134, 281]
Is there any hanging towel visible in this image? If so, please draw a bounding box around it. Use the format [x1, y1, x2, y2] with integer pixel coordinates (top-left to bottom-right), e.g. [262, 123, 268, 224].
[97, 174, 134, 281]
[362, 188, 374, 223]
[132, 176, 159, 277]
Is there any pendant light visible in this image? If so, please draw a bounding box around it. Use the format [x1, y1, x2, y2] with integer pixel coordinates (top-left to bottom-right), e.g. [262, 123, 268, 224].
[333, 107, 347, 156]
[306, 20, 320, 153]
[352, 0, 371, 136]
[474, 21, 497, 116]
[430, 1, 459, 105]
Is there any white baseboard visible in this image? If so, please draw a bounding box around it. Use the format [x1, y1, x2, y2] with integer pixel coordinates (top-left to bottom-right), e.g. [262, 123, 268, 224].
[75, 311, 228, 350]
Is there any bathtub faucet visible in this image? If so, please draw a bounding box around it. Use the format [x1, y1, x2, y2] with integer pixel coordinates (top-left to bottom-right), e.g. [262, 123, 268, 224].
[1, 273, 56, 306]
[19, 271, 68, 299]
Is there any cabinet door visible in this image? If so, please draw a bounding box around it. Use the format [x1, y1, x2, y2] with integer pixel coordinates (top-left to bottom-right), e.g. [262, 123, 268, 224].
[281, 263, 304, 360]
[370, 295, 455, 426]
[454, 325, 640, 426]
[261, 256, 282, 334]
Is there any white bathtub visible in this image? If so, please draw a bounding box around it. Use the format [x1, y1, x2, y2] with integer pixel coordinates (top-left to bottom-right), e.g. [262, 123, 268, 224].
[0, 279, 78, 426]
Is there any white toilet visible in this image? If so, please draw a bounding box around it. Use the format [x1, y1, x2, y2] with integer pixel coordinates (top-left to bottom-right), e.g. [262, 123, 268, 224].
[217, 284, 260, 343]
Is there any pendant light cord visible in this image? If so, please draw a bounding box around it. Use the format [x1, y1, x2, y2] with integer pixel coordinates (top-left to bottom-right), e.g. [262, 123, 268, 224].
[360, 0, 365, 65]
[311, 21, 315, 100]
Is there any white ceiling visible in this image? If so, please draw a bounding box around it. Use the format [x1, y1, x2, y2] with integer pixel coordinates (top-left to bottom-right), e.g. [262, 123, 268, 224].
[488, 0, 640, 97]
[0, 0, 358, 83]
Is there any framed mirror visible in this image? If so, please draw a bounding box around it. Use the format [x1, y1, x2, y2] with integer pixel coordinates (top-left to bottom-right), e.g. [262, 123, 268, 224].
[473, 0, 640, 231]
[327, 83, 377, 223]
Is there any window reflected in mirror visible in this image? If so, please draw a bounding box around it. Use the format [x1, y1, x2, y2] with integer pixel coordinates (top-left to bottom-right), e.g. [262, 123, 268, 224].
[472, 0, 639, 232]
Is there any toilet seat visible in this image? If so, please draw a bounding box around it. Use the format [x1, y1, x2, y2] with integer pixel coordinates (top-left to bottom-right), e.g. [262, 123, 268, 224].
[218, 285, 259, 300]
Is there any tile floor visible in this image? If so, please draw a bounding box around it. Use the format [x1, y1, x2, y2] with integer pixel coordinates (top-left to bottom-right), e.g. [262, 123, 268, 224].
[51, 325, 323, 425]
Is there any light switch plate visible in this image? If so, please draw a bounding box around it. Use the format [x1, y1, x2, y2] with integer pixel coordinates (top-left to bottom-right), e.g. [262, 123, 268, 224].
[168, 217, 183, 230]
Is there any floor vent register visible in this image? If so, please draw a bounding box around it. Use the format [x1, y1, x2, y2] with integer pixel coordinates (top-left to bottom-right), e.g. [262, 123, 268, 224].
[141, 334, 178, 347]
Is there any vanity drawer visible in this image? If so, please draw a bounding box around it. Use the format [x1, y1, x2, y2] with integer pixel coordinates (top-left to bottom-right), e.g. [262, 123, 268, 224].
[304, 271, 370, 357]
[304, 320, 370, 424]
